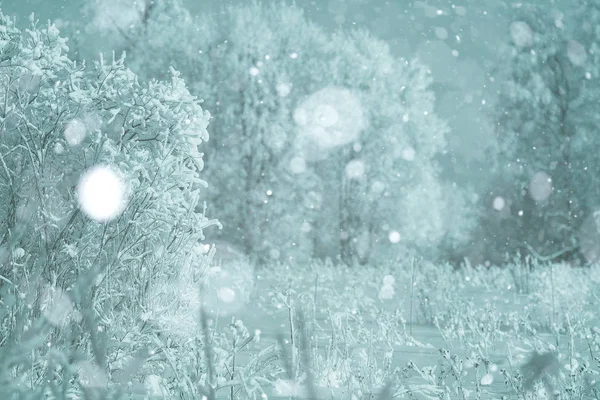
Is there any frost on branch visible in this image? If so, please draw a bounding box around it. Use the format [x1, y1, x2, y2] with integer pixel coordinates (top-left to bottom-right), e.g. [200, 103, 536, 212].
[0, 13, 218, 396]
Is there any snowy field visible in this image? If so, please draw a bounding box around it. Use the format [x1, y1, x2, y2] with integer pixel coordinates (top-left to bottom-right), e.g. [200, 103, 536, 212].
[5, 249, 600, 399]
[47, 259, 599, 400]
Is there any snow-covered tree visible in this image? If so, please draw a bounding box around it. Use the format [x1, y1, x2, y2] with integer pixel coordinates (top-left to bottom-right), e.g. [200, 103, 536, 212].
[69, 0, 327, 263]
[70, 0, 475, 265]
[0, 14, 217, 395]
[304, 31, 477, 262]
[191, 8, 469, 264]
[64, 0, 193, 72]
[568, 0, 600, 264]
[184, 3, 333, 263]
[493, 2, 600, 263]
[320, 30, 464, 263]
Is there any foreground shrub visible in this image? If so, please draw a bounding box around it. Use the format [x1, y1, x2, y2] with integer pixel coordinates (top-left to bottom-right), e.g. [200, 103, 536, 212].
[0, 13, 218, 398]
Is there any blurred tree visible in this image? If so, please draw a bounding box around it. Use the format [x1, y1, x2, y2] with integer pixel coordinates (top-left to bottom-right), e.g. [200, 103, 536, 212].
[68, 0, 476, 265]
[184, 2, 330, 263]
[324, 29, 465, 263]
[493, 2, 600, 264]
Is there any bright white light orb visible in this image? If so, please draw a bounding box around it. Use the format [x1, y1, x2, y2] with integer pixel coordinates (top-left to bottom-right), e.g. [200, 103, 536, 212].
[493, 196, 505, 211]
[77, 165, 127, 222]
[388, 231, 401, 244]
[64, 119, 87, 146]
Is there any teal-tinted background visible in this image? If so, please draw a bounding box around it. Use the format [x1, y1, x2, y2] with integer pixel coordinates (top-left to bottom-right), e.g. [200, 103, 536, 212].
[0, 0, 526, 186]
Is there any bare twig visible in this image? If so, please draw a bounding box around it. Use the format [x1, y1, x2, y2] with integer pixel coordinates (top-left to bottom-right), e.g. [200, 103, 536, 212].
[524, 242, 576, 262]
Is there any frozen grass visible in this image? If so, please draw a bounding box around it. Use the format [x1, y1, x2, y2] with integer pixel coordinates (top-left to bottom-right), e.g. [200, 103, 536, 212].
[1, 258, 600, 399]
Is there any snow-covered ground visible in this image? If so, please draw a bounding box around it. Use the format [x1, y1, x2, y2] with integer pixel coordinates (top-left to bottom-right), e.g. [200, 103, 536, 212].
[114, 260, 600, 399]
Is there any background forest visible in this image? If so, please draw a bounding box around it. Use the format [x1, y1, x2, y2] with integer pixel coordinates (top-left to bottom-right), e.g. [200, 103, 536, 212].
[2, 0, 600, 399]
[1, 0, 593, 267]
[4, 0, 598, 267]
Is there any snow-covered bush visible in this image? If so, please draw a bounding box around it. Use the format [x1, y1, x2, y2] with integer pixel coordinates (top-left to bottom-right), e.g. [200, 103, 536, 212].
[0, 13, 218, 396]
